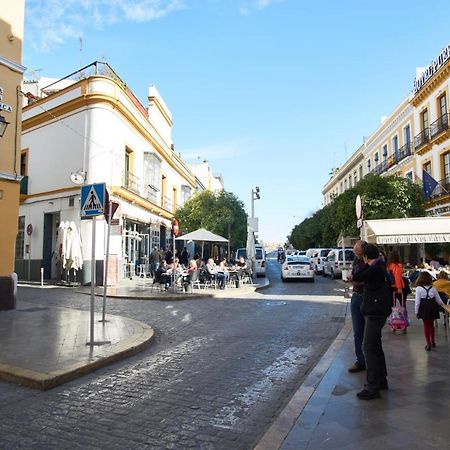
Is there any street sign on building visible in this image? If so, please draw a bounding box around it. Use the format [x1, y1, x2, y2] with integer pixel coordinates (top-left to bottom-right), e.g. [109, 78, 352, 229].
[81, 183, 105, 218]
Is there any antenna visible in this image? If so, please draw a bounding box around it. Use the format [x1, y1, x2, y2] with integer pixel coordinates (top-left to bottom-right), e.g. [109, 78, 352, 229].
[79, 37, 83, 69]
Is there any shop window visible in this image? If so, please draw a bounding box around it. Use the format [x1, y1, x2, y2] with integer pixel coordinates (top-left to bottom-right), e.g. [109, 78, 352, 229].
[15, 216, 25, 259]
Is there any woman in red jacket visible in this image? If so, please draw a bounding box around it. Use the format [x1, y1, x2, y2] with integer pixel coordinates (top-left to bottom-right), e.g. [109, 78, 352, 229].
[388, 250, 405, 303]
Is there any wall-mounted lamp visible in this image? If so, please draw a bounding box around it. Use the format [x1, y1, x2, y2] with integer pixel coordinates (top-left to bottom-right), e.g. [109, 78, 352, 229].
[0, 115, 10, 138]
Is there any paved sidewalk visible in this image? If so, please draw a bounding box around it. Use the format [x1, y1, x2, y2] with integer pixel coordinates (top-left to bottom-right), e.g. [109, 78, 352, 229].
[0, 303, 154, 390]
[257, 302, 450, 449]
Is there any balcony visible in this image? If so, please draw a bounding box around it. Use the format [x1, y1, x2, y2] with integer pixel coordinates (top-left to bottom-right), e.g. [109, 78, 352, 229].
[395, 142, 413, 163]
[430, 113, 449, 142]
[414, 128, 431, 153]
[122, 171, 140, 194]
[368, 143, 414, 177]
[20, 175, 28, 195]
[427, 177, 450, 204]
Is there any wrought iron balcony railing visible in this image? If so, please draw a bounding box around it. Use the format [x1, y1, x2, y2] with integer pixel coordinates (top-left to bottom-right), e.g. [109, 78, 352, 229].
[122, 171, 140, 194]
[427, 177, 450, 201]
[414, 128, 430, 150]
[430, 113, 449, 139]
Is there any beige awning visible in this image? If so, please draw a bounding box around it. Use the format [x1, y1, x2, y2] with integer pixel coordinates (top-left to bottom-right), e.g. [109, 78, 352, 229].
[363, 217, 450, 244]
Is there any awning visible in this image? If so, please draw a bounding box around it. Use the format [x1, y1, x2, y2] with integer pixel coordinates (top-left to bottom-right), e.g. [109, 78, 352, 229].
[363, 217, 450, 244]
[175, 228, 228, 243]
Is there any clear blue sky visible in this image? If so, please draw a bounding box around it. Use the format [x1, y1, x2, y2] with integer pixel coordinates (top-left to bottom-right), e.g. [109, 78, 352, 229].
[23, 0, 450, 244]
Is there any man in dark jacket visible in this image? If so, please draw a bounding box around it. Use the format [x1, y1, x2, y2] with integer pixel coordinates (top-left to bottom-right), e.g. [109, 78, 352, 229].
[347, 240, 367, 373]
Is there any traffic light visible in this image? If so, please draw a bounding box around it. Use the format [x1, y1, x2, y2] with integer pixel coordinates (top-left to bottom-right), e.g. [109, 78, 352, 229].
[255, 186, 260, 199]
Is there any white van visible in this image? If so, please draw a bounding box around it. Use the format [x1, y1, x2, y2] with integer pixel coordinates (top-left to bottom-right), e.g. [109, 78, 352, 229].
[254, 244, 267, 277]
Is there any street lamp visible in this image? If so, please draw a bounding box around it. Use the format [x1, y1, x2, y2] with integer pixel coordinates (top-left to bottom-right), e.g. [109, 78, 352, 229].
[251, 186, 260, 218]
[0, 115, 10, 137]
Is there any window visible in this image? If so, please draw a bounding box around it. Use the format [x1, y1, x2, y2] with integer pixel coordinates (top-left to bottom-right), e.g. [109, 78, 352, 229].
[374, 152, 379, 165]
[353, 171, 357, 186]
[143, 153, 161, 203]
[438, 94, 447, 118]
[340, 181, 343, 193]
[359, 165, 363, 180]
[405, 171, 413, 181]
[15, 216, 25, 259]
[367, 159, 371, 172]
[423, 161, 431, 174]
[348, 175, 352, 188]
[20, 151, 28, 176]
[181, 185, 192, 205]
[344, 179, 347, 190]
[382, 144, 388, 161]
[443, 152, 450, 184]
[421, 109, 429, 130]
[392, 136, 398, 155]
[404, 124, 411, 145]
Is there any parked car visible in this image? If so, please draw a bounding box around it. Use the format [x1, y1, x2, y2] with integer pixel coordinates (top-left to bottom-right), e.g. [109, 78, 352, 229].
[235, 248, 247, 261]
[281, 255, 314, 282]
[254, 244, 266, 277]
[311, 248, 332, 274]
[322, 248, 354, 279]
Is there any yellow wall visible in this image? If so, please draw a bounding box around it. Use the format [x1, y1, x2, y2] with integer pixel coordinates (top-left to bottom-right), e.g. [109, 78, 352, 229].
[0, 1, 25, 276]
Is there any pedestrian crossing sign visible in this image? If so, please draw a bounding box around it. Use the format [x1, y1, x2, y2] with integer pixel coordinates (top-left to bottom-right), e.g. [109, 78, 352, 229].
[81, 183, 106, 218]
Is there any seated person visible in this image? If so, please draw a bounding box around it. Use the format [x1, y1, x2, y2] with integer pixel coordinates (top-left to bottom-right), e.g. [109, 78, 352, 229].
[206, 258, 226, 289]
[181, 260, 198, 291]
[433, 271, 450, 298]
[236, 256, 252, 280]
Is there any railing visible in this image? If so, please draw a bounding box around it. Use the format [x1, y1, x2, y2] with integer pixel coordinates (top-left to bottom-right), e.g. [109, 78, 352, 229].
[143, 186, 158, 204]
[369, 143, 413, 177]
[20, 175, 28, 195]
[414, 128, 430, 150]
[40, 61, 149, 118]
[427, 177, 450, 201]
[430, 113, 449, 139]
[162, 195, 173, 212]
[122, 171, 140, 194]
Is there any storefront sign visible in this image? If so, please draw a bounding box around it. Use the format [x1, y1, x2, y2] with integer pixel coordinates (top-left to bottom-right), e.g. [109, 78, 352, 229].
[413, 43, 450, 94]
[0, 86, 12, 112]
[377, 233, 450, 244]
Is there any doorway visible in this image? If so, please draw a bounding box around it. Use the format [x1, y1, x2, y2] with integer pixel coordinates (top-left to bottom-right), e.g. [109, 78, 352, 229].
[43, 212, 60, 279]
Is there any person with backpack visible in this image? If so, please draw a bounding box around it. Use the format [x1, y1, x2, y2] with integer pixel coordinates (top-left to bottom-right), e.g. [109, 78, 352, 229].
[415, 271, 450, 351]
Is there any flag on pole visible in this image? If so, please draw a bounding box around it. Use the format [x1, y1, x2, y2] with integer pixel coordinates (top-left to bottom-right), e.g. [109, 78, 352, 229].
[422, 170, 438, 199]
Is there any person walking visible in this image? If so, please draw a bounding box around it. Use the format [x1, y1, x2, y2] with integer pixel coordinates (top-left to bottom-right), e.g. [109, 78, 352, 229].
[352, 244, 391, 400]
[415, 271, 450, 351]
[149, 246, 160, 277]
[387, 250, 405, 302]
[347, 240, 367, 373]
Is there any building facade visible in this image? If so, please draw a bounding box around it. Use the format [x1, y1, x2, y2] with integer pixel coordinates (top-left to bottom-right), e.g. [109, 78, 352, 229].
[323, 43, 450, 220]
[0, 1, 26, 307]
[17, 62, 200, 285]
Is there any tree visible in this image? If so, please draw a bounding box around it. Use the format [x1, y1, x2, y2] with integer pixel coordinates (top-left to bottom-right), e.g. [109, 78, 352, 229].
[175, 190, 248, 250]
[289, 174, 426, 249]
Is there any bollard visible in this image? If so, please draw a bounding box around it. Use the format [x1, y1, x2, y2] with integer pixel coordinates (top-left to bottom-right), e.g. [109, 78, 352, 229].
[40, 267, 44, 287]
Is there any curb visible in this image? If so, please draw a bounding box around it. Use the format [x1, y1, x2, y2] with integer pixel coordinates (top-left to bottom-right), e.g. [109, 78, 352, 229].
[254, 316, 352, 450]
[0, 317, 155, 391]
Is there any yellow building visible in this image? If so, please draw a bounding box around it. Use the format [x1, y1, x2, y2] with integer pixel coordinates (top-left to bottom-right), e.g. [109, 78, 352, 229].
[0, 2, 26, 308]
[323, 43, 450, 221]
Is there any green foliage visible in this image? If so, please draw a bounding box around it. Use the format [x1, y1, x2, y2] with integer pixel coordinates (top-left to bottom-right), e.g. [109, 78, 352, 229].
[289, 174, 426, 250]
[175, 190, 248, 250]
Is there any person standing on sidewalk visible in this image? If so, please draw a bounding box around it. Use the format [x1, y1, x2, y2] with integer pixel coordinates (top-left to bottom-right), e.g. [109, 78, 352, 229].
[387, 250, 405, 302]
[353, 244, 391, 400]
[347, 240, 367, 373]
[415, 271, 450, 351]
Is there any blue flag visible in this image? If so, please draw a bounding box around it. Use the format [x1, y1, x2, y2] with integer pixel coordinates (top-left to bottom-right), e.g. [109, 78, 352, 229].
[422, 170, 438, 199]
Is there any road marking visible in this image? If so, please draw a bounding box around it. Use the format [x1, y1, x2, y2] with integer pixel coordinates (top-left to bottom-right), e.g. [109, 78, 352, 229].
[210, 346, 312, 430]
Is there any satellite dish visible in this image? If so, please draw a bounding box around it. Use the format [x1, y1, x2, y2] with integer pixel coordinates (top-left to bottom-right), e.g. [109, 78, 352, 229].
[70, 172, 85, 185]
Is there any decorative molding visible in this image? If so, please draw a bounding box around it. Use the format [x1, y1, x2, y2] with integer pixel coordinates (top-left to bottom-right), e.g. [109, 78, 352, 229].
[0, 56, 26, 74]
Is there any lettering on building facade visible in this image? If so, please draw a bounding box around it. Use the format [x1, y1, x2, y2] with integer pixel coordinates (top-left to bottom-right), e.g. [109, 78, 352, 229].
[413, 43, 450, 94]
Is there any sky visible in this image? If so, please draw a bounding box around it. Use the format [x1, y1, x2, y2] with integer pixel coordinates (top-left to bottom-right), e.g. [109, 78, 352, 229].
[22, 0, 450, 244]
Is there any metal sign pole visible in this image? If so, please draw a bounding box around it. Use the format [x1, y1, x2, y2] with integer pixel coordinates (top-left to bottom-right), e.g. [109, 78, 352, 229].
[27, 236, 31, 281]
[89, 216, 96, 346]
[101, 200, 112, 323]
[172, 232, 176, 293]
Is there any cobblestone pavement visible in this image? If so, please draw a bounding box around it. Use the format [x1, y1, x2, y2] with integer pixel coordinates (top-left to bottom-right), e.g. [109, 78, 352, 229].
[0, 259, 348, 449]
